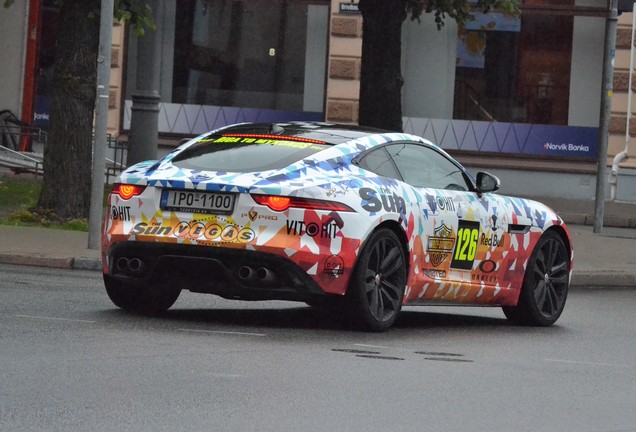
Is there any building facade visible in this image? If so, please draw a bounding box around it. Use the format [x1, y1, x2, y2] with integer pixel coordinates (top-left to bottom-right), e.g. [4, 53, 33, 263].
[1, 0, 635, 200]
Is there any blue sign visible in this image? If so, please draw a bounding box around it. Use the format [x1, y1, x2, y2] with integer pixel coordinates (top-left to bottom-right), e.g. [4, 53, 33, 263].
[403, 118, 598, 159]
[33, 96, 50, 127]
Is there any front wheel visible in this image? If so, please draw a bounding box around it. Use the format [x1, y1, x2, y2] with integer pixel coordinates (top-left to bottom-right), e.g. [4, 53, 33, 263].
[104, 275, 181, 315]
[346, 228, 407, 332]
[503, 231, 570, 326]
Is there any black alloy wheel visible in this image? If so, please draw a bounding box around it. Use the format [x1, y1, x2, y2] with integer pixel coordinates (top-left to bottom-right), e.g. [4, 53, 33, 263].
[104, 275, 181, 315]
[503, 231, 570, 326]
[347, 228, 407, 332]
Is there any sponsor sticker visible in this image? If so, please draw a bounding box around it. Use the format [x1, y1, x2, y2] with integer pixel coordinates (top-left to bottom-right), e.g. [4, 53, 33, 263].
[359, 187, 405, 214]
[286, 220, 340, 238]
[424, 269, 447, 279]
[324, 255, 345, 275]
[111, 206, 131, 221]
[450, 220, 480, 270]
[198, 136, 325, 151]
[426, 223, 455, 267]
[130, 221, 255, 243]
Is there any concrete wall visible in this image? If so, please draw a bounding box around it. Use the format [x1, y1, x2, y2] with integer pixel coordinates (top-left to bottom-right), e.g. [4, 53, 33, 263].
[473, 167, 599, 201]
[469, 165, 636, 202]
[0, 2, 28, 116]
[569, 14, 604, 127]
[401, 14, 457, 119]
[304, 5, 329, 112]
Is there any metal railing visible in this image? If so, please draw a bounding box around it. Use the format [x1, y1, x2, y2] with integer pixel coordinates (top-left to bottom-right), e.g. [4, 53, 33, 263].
[0, 121, 127, 180]
[106, 136, 127, 183]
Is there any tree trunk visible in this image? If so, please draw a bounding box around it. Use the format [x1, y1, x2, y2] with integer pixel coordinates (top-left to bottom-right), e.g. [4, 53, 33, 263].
[36, 0, 100, 219]
[358, 0, 407, 132]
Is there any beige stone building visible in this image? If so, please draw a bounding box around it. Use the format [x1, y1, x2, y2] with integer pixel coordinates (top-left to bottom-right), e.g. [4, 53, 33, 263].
[1, 0, 635, 200]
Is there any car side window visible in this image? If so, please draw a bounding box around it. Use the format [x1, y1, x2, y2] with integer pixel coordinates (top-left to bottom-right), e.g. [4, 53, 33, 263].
[385, 143, 469, 190]
[356, 147, 402, 180]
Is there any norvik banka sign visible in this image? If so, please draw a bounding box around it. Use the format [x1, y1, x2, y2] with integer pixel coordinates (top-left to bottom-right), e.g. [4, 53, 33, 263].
[402, 118, 598, 159]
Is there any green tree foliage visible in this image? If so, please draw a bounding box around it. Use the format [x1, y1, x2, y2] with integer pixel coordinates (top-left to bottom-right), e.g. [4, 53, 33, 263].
[4, 0, 153, 220]
[358, 0, 519, 132]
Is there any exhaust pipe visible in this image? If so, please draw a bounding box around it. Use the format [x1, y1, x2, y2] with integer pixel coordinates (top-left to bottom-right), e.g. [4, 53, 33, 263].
[257, 267, 278, 286]
[238, 266, 257, 283]
[116, 257, 129, 272]
[128, 257, 145, 274]
[115, 256, 145, 276]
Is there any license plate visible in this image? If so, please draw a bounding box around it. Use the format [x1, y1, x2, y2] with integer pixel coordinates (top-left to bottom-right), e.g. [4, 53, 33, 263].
[161, 190, 236, 214]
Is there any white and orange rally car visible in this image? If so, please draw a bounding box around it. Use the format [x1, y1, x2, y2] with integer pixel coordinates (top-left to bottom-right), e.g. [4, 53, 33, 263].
[102, 122, 572, 331]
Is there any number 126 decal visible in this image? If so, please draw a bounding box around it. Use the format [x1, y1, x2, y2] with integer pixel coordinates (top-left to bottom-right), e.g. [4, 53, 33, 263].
[450, 220, 480, 270]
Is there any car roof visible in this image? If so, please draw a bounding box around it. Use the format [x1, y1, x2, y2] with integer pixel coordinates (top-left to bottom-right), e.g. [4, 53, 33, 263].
[214, 121, 392, 145]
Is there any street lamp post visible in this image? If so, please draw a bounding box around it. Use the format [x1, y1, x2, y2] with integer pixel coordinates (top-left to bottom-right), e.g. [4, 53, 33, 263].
[594, 0, 619, 234]
[88, 0, 114, 250]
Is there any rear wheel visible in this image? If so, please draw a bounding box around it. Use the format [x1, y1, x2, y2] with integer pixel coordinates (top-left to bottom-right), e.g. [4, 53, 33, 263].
[104, 275, 181, 315]
[346, 228, 406, 332]
[503, 231, 570, 326]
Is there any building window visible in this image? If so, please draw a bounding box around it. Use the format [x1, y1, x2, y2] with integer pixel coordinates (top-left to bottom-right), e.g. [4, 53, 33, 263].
[454, 2, 574, 125]
[171, 0, 328, 112]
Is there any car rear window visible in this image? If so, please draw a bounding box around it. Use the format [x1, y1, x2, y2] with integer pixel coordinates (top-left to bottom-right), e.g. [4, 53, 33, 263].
[171, 134, 330, 172]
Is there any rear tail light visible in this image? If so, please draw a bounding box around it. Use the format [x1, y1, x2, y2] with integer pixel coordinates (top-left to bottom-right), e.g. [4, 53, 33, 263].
[251, 194, 354, 212]
[112, 183, 146, 200]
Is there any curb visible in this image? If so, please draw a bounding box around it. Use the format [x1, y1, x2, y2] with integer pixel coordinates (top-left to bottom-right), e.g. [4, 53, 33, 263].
[559, 212, 635, 229]
[570, 271, 636, 289]
[1, 253, 634, 289]
[73, 257, 102, 271]
[0, 253, 101, 271]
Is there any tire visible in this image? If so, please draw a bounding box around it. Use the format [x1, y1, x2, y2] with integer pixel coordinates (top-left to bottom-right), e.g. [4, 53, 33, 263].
[503, 231, 570, 326]
[346, 228, 407, 332]
[104, 275, 181, 315]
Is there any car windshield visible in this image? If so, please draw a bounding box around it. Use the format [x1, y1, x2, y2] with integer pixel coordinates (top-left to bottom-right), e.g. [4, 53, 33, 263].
[171, 134, 330, 173]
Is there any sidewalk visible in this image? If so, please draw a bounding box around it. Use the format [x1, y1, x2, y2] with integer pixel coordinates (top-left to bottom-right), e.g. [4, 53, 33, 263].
[1, 217, 635, 289]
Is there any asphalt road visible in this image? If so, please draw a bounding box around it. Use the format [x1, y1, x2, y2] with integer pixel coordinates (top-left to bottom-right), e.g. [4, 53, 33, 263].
[1, 264, 635, 432]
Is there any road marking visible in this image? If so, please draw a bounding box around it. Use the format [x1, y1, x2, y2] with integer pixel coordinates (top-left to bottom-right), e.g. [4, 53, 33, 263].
[356, 354, 404, 361]
[355, 343, 427, 352]
[332, 348, 380, 354]
[415, 351, 464, 357]
[544, 358, 630, 368]
[211, 373, 244, 378]
[354, 343, 399, 350]
[422, 357, 473, 363]
[15, 314, 96, 323]
[178, 328, 267, 337]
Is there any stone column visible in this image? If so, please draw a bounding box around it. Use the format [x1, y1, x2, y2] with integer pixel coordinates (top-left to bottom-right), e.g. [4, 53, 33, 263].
[126, 0, 163, 166]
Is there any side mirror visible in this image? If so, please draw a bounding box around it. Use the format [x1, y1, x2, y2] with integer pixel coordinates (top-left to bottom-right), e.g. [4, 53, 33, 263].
[476, 172, 500, 193]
